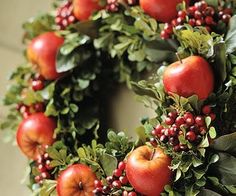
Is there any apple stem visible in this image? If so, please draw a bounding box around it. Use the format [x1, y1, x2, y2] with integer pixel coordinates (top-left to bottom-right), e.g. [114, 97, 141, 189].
[176, 53, 183, 64]
[79, 182, 83, 190]
[150, 149, 156, 161]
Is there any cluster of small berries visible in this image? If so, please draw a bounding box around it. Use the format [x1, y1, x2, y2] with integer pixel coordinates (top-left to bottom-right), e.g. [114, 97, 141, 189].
[161, 0, 233, 39]
[55, 1, 76, 30]
[17, 102, 45, 118]
[93, 161, 139, 196]
[106, 0, 137, 12]
[150, 105, 216, 152]
[16, 74, 45, 118]
[34, 149, 53, 185]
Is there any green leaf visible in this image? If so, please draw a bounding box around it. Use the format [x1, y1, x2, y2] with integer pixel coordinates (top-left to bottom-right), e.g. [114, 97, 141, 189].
[225, 16, 236, 53]
[100, 153, 118, 176]
[39, 180, 57, 196]
[211, 132, 236, 155]
[205, 116, 212, 128]
[211, 152, 236, 185]
[209, 127, 217, 139]
[212, 42, 227, 87]
[199, 189, 221, 196]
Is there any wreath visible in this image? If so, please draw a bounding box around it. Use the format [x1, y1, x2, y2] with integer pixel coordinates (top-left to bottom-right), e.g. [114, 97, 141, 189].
[1, 0, 236, 195]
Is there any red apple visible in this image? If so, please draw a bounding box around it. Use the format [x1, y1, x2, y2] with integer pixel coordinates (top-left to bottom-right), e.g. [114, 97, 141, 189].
[27, 32, 64, 80]
[126, 145, 172, 196]
[163, 56, 214, 100]
[140, 0, 190, 23]
[16, 113, 56, 160]
[57, 164, 97, 196]
[73, 0, 103, 21]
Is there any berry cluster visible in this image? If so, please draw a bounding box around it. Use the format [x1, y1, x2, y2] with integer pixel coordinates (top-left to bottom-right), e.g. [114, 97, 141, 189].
[151, 105, 216, 152]
[31, 74, 45, 91]
[161, 0, 233, 39]
[17, 102, 45, 118]
[55, 1, 76, 30]
[93, 161, 139, 196]
[17, 74, 45, 118]
[34, 150, 53, 185]
[106, 0, 138, 12]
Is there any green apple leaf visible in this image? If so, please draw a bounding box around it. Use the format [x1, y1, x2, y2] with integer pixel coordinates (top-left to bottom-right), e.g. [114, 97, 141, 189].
[210, 132, 236, 155]
[210, 152, 236, 185]
[100, 153, 117, 176]
[225, 16, 236, 54]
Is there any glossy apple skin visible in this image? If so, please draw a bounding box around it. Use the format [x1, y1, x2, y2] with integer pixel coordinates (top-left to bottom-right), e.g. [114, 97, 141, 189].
[73, 0, 103, 21]
[163, 56, 214, 100]
[140, 0, 189, 23]
[16, 113, 56, 160]
[126, 145, 172, 196]
[27, 32, 64, 80]
[57, 164, 97, 196]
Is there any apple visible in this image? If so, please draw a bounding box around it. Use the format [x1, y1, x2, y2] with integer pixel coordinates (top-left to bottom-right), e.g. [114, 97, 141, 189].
[57, 164, 97, 196]
[139, 0, 190, 23]
[27, 32, 64, 80]
[73, 0, 103, 21]
[16, 113, 56, 160]
[163, 55, 214, 100]
[126, 145, 172, 196]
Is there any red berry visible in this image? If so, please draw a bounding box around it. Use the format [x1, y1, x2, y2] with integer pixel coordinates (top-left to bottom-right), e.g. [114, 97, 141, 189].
[205, 16, 214, 25]
[45, 160, 52, 170]
[195, 116, 205, 126]
[34, 74, 45, 81]
[23, 111, 31, 119]
[103, 185, 110, 194]
[32, 80, 44, 91]
[169, 137, 178, 146]
[165, 117, 174, 125]
[160, 30, 170, 39]
[176, 17, 185, 24]
[194, 10, 202, 19]
[38, 164, 47, 173]
[150, 138, 157, 147]
[186, 131, 196, 142]
[175, 117, 185, 127]
[204, 6, 215, 16]
[112, 180, 121, 189]
[164, 23, 173, 34]
[128, 192, 137, 196]
[168, 127, 177, 137]
[222, 14, 231, 23]
[113, 169, 122, 177]
[199, 126, 207, 135]
[171, 19, 180, 27]
[33, 102, 45, 112]
[209, 113, 216, 121]
[94, 180, 102, 188]
[106, 176, 113, 184]
[119, 176, 128, 185]
[41, 172, 50, 179]
[118, 161, 126, 171]
[122, 191, 129, 196]
[160, 135, 168, 143]
[189, 18, 196, 26]
[185, 117, 195, 126]
[202, 105, 211, 115]
[43, 153, 50, 160]
[184, 112, 194, 120]
[196, 19, 204, 26]
[178, 10, 187, 18]
[173, 145, 181, 152]
[187, 6, 197, 15]
[34, 175, 42, 183]
[168, 111, 177, 120]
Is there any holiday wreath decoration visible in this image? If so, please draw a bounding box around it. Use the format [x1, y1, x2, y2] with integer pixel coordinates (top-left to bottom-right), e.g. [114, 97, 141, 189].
[1, 0, 236, 195]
